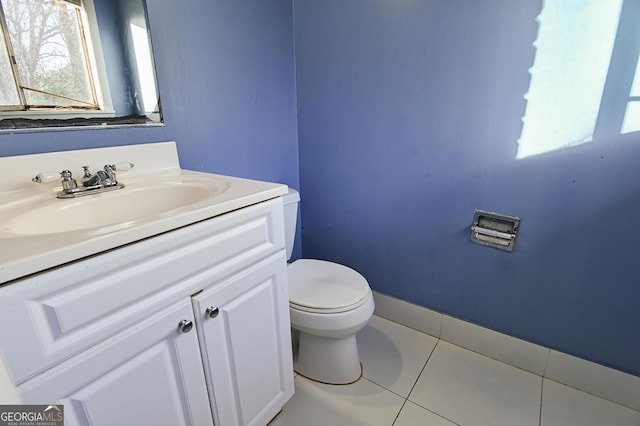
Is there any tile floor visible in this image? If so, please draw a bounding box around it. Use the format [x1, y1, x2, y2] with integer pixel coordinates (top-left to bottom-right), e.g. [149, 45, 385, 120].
[270, 315, 640, 426]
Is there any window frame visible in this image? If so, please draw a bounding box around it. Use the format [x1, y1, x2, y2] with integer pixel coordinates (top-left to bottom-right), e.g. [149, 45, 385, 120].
[0, 0, 114, 120]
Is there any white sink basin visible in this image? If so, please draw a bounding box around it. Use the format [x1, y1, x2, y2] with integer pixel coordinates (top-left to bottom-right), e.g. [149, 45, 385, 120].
[0, 142, 288, 285]
[3, 178, 229, 235]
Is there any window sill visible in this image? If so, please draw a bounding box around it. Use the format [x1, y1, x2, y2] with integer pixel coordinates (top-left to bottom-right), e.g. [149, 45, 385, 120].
[0, 109, 116, 121]
[0, 112, 161, 133]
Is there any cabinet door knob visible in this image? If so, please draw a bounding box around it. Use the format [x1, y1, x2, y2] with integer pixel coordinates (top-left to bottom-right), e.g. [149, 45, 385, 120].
[178, 319, 193, 333]
[205, 306, 219, 319]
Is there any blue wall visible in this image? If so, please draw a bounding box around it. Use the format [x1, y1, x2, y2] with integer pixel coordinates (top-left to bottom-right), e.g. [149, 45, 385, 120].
[2, 0, 639, 377]
[0, 0, 299, 189]
[294, 0, 640, 376]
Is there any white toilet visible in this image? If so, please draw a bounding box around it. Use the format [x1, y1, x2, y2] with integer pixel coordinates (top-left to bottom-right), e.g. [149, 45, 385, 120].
[282, 189, 375, 385]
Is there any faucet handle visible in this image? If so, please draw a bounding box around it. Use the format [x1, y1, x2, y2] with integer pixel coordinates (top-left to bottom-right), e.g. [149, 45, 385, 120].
[60, 170, 78, 190]
[110, 162, 134, 171]
[33, 170, 78, 190]
[32, 171, 60, 184]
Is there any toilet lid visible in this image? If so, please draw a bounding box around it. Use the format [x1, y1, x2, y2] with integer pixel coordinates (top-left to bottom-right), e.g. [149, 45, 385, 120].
[288, 259, 370, 313]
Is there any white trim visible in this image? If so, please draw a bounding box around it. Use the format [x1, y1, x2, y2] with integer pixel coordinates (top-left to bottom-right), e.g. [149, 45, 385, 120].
[0, 109, 115, 121]
[545, 350, 640, 413]
[440, 315, 549, 376]
[372, 290, 640, 412]
[372, 291, 441, 338]
[81, 0, 112, 112]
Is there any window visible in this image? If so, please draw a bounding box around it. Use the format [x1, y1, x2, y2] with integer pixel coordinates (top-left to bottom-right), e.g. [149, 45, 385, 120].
[0, 0, 110, 116]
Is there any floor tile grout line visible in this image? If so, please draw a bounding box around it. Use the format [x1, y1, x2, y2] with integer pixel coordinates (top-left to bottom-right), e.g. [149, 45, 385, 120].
[393, 399, 462, 426]
[382, 315, 640, 415]
[360, 319, 452, 425]
[438, 338, 546, 378]
[283, 316, 640, 425]
[541, 377, 640, 414]
[376, 314, 546, 382]
[369, 317, 575, 424]
[365, 320, 462, 425]
[401, 339, 462, 426]
[357, 377, 408, 426]
[390, 399, 408, 426]
[431, 338, 640, 414]
[362, 376, 410, 401]
[359, 321, 439, 400]
[539, 377, 545, 426]
[369, 321, 640, 424]
[404, 337, 440, 400]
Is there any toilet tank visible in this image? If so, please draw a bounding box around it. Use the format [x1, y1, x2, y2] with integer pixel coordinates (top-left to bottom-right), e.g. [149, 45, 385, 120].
[282, 188, 300, 260]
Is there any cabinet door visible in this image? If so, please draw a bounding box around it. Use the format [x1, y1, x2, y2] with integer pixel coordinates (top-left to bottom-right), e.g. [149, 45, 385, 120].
[193, 251, 294, 426]
[17, 300, 214, 426]
[0, 197, 284, 385]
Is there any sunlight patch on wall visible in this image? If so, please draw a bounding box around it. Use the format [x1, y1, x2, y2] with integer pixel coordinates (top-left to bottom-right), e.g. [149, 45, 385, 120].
[516, 0, 623, 159]
[622, 59, 640, 133]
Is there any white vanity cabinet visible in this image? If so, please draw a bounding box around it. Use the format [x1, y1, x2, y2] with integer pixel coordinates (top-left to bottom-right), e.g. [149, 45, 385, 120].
[0, 197, 294, 426]
[193, 252, 292, 426]
[18, 299, 215, 426]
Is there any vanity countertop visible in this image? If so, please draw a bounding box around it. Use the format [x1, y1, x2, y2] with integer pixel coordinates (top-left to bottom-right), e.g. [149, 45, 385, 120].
[0, 142, 287, 285]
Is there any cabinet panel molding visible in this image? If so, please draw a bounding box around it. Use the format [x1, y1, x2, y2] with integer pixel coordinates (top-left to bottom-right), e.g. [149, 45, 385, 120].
[193, 252, 294, 426]
[0, 199, 284, 384]
[18, 300, 214, 426]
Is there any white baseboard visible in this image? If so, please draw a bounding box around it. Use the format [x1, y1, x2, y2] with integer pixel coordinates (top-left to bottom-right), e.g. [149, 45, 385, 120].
[372, 291, 640, 412]
[440, 314, 549, 376]
[372, 291, 442, 337]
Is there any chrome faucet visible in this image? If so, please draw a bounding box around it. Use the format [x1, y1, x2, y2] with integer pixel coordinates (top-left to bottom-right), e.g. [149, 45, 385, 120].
[81, 165, 117, 187]
[33, 162, 134, 199]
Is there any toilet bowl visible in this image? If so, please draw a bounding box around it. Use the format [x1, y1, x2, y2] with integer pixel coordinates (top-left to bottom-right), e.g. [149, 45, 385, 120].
[283, 189, 375, 384]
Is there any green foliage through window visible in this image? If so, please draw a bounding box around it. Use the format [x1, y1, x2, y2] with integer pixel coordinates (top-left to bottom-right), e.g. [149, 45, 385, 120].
[0, 0, 99, 111]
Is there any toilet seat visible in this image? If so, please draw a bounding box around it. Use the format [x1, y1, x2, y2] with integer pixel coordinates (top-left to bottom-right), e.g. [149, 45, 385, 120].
[288, 259, 371, 314]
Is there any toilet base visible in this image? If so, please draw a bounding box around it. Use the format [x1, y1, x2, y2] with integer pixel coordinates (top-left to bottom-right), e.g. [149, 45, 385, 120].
[294, 332, 362, 385]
